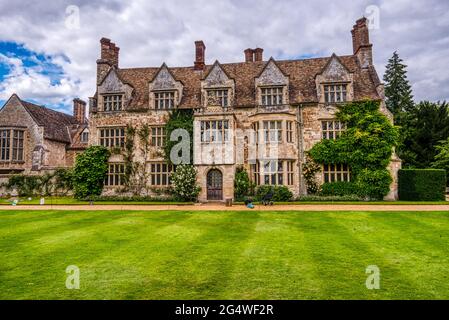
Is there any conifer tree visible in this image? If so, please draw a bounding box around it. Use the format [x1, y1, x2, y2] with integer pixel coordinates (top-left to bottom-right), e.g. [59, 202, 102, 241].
[383, 51, 414, 123]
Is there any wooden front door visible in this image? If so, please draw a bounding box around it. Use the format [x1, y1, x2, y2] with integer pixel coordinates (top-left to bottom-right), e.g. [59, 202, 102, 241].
[207, 169, 223, 201]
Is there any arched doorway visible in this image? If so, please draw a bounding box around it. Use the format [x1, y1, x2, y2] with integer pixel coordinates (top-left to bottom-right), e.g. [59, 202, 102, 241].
[207, 169, 223, 201]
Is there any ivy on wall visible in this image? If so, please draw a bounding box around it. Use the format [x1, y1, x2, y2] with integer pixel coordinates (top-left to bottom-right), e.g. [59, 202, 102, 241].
[308, 100, 399, 199]
[163, 109, 194, 164]
[120, 125, 137, 191]
[72, 146, 110, 199]
[117, 124, 153, 195]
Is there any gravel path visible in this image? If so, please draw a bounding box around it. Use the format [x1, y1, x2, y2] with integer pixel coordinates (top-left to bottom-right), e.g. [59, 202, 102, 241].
[1, 204, 449, 211]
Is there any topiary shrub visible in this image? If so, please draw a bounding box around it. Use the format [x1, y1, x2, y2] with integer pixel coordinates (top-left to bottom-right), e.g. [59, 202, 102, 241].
[355, 168, 392, 200]
[320, 181, 358, 197]
[255, 185, 293, 202]
[72, 146, 110, 200]
[398, 169, 446, 201]
[170, 164, 201, 202]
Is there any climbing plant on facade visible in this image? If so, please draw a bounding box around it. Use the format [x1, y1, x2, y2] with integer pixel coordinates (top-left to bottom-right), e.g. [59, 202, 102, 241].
[122, 125, 136, 189]
[302, 154, 321, 194]
[72, 146, 110, 199]
[114, 124, 153, 196]
[164, 109, 194, 164]
[308, 100, 399, 200]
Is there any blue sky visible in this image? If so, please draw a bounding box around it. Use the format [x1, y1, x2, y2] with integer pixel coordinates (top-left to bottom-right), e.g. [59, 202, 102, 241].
[0, 42, 69, 108]
[0, 0, 448, 114]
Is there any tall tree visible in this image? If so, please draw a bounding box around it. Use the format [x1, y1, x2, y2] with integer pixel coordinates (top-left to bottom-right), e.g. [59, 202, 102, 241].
[431, 137, 449, 185]
[400, 101, 449, 168]
[383, 51, 414, 123]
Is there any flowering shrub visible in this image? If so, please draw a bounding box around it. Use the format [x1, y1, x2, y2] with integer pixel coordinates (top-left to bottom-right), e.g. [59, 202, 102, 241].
[170, 164, 201, 201]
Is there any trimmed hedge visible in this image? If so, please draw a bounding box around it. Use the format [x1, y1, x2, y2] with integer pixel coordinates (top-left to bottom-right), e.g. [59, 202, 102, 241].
[297, 195, 363, 202]
[255, 185, 293, 202]
[320, 182, 358, 197]
[398, 169, 446, 201]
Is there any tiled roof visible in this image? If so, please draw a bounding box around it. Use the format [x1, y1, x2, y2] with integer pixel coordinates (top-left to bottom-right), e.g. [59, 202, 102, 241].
[115, 55, 380, 110]
[20, 99, 80, 143]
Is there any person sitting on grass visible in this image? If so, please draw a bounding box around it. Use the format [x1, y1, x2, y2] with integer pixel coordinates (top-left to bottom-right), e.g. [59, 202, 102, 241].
[244, 198, 255, 209]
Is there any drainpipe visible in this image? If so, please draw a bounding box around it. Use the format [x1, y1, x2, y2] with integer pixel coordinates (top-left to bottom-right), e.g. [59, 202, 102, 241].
[297, 104, 305, 196]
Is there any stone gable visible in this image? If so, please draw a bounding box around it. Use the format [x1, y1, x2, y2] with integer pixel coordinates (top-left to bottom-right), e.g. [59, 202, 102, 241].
[255, 59, 289, 87]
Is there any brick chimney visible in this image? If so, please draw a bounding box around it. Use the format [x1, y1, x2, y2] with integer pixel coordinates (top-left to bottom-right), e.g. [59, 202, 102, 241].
[254, 48, 264, 62]
[351, 18, 373, 68]
[97, 38, 120, 84]
[244, 48, 254, 62]
[194, 41, 206, 71]
[100, 37, 120, 67]
[73, 98, 87, 124]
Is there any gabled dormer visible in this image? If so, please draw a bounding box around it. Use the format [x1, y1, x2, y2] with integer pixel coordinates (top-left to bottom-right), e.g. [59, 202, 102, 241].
[97, 68, 134, 112]
[149, 63, 183, 110]
[255, 58, 289, 106]
[201, 61, 235, 108]
[315, 53, 354, 104]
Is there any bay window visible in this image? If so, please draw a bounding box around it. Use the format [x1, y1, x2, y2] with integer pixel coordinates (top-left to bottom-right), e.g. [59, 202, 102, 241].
[200, 120, 229, 143]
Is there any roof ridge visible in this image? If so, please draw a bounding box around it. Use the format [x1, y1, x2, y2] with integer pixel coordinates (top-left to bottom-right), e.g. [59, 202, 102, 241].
[117, 54, 356, 71]
[20, 98, 76, 121]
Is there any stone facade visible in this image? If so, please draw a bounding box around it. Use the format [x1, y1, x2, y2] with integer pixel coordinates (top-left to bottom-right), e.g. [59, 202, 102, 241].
[89, 17, 400, 201]
[0, 94, 88, 195]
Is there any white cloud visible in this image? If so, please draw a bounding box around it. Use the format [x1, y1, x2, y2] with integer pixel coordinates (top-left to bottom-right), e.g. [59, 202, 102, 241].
[0, 53, 79, 111]
[0, 0, 448, 113]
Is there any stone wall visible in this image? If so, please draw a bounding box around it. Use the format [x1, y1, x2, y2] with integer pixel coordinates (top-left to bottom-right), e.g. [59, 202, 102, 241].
[0, 95, 44, 175]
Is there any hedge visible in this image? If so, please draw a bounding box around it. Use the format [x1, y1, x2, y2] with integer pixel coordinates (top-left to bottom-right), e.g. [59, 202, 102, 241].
[398, 169, 446, 201]
[255, 185, 293, 202]
[320, 182, 358, 197]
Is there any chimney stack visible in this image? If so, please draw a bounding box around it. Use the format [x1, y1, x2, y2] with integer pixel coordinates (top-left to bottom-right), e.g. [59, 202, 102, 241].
[254, 48, 264, 62]
[194, 41, 206, 71]
[351, 18, 373, 68]
[73, 98, 87, 124]
[244, 48, 254, 62]
[100, 38, 120, 68]
[97, 38, 120, 84]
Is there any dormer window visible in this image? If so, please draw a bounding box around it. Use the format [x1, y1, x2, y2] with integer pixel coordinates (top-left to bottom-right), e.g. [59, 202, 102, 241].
[103, 94, 123, 111]
[207, 89, 229, 107]
[155, 91, 175, 110]
[261, 87, 283, 106]
[324, 84, 347, 103]
[81, 131, 89, 143]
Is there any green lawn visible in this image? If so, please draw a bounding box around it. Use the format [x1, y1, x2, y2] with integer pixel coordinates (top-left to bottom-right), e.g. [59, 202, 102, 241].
[1, 210, 449, 300]
[1, 196, 447, 206]
[0, 197, 193, 206]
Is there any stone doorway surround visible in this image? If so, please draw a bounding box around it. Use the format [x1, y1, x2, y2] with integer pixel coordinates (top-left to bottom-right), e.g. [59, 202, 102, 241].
[207, 168, 223, 201]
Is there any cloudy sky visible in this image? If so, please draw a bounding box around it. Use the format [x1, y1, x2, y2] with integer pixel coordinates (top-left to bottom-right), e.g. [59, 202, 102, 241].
[0, 0, 448, 114]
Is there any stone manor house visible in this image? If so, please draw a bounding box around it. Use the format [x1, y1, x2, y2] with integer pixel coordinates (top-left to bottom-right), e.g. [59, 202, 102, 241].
[0, 18, 401, 201]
